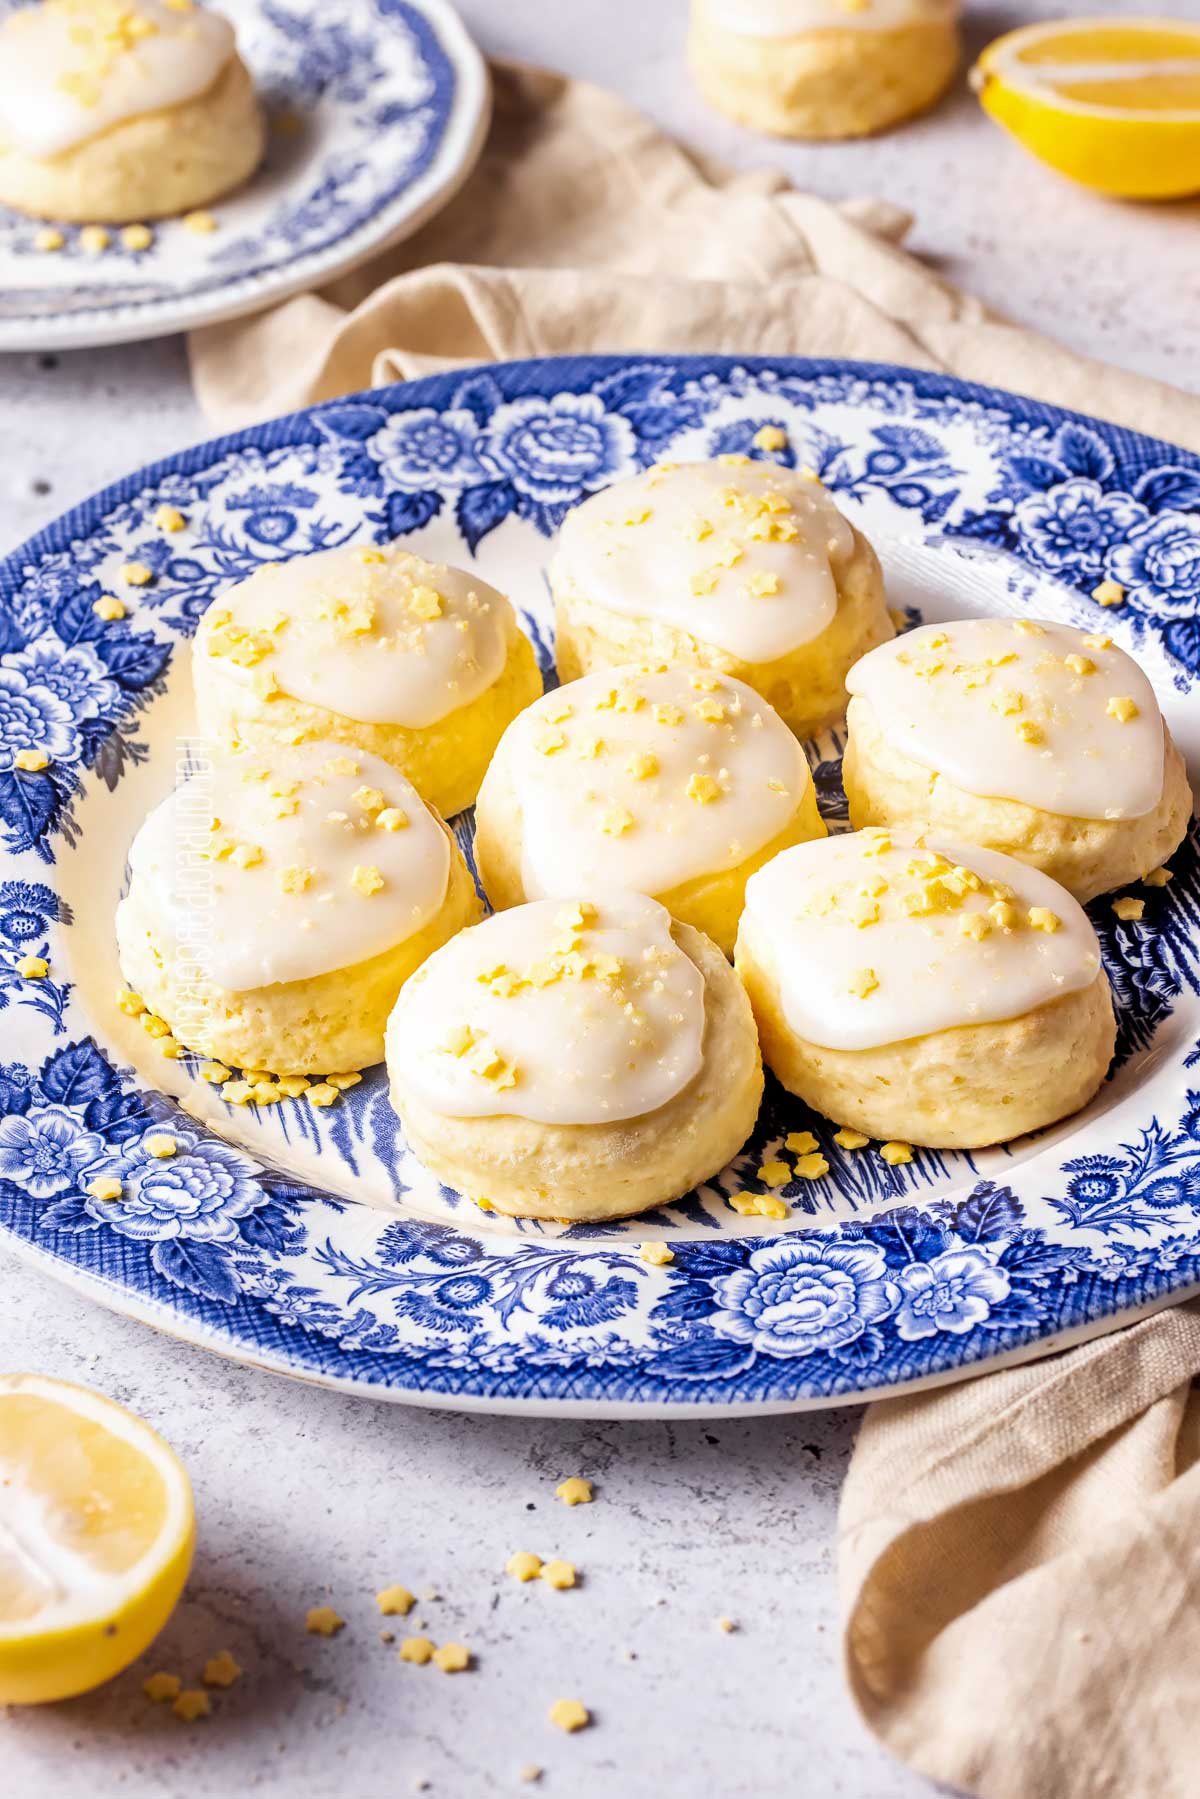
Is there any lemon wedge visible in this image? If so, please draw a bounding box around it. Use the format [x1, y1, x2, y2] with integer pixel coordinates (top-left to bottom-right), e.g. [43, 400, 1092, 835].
[0, 1374, 194, 1704]
[971, 16, 1200, 197]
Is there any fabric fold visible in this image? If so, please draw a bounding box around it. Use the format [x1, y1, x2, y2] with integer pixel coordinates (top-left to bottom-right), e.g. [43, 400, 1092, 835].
[841, 1302, 1200, 1799]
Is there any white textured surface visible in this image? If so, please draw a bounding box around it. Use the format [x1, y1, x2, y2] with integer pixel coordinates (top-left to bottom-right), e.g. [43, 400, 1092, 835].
[0, 1, 1193, 1792]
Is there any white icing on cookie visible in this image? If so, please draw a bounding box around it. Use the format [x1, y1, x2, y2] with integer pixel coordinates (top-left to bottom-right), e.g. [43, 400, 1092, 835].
[196, 542, 513, 731]
[847, 618, 1165, 820]
[742, 831, 1103, 1052]
[389, 894, 706, 1125]
[502, 666, 812, 900]
[0, 0, 235, 160]
[554, 457, 858, 664]
[128, 742, 450, 991]
[704, 0, 958, 35]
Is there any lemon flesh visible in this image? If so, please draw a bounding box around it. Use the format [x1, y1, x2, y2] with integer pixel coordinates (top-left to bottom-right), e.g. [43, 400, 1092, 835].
[973, 17, 1200, 197]
[0, 1374, 194, 1704]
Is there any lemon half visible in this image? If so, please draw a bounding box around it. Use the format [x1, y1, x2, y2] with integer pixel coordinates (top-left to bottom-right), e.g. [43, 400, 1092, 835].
[0, 1374, 194, 1704]
[972, 16, 1200, 197]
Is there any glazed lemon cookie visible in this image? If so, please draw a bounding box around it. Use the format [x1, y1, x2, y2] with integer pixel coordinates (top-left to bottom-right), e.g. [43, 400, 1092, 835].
[116, 742, 481, 1076]
[550, 457, 892, 740]
[474, 665, 824, 956]
[0, 0, 264, 224]
[688, 0, 960, 141]
[843, 617, 1192, 904]
[736, 832, 1115, 1149]
[193, 541, 543, 820]
[386, 893, 763, 1222]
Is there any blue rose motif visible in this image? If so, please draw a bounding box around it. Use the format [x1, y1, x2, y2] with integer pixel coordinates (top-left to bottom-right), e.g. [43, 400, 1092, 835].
[225, 482, 320, 550]
[0, 665, 78, 770]
[88, 1127, 264, 1242]
[894, 1247, 1010, 1340]
[1109, 514, 1200, 619]
[1016, 479, 1146, 581]
[369, 407, 482, 491]
[8, 639, 119, 723]
[480, 393, 637, 504]
[711, 1239, 898, 1358]
[0, 1105, 104, 1199]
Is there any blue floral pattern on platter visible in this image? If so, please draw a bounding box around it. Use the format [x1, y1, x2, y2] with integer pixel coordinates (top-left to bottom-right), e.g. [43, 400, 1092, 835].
[0, 0, 487, 350]
[0, 353, 1198, 1414]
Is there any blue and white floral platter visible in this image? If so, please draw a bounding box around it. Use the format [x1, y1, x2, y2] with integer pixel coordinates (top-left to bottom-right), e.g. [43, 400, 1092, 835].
[0, 0, 489, 352]
[0, 353, 1198, 1417]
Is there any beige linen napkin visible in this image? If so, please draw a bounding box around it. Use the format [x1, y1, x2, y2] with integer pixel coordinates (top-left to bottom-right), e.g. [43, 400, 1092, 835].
[189, 61, 1200, 1799]
[191, 64, 1200, 451]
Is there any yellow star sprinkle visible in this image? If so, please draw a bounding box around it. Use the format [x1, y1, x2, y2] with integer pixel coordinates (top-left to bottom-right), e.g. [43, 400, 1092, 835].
[202, 1650, 242, 1688]
[143, 1672, 181, 1703]
[1013, 620, 1046, 637]
[958, 912, 991, 941]
[433, 1641, 472, 1674]
[1082, 632, 1114, 650]
[535, 729, 567, 756]
[1064, 653, 1095, 677]
[1092, 579, 1125, 607]
[601, 807, 634, 835]
[117, 989, 146, 1016]
[638, 1240, 674, 1266]
[399, 1636, 435, 1664]
[14, 748, 48, 772]
[409, 585, 443, 620]
[171, 1689, 210, 1722]
[121, 562, 153, 586]
[145, 1134, 177, 1159]
[555, 1478, 593, 1507]
[626, 750, 659, 780]
[306, 1083, 340, 1107]
[834, 1128, 871, 1150]
[16, 955, 48, 979]
[34, 226, 65, 252]
[988, 900, 1019, 931]
[306, 1606, 344, 1636]
[746, 570, 781, 599]
[1144, 867, 1173, 887]
[276, 1075, 310, 1098]
[794, 1153, 830, 1180]
[376, 1584, 415, 1616]
[279, 864, 312, 894]
[200, 1062, 230, 1084]
[182, 210, 218, 234]
[152, 505, 186, 535]
[729, 1191, 789, 1220]
[1028, 907, 1061, 932]
[880, 1141, 914, 1166]
[848, 967, 878, 999]
[549, 1699, 590, 1734]
[691, 570, 719, 597]
[141, 1013, 170, 1038]
[759, 1159, 790, 1188]
[541, 1559, 576, 1591]
[230, 843, 263, 869]
[79, 224, 110, 254]
[1015, 719, 1044, 745]
[752, 424, 788, 451]
[353, 785, 385, 813]
[693, 697, 726, 723]
[686, 773, 722, 804]
[1112, 896, 1145, 921]
[351, 864, 385, 896]
[785, 1131, 819, 1155]
[1106, 695, 1139, 723]
[506, 1552, 543, 1583]
[92, 594, 126, 620]
[653, 703, 684, 726]
[86, 1176, 122, 1202]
